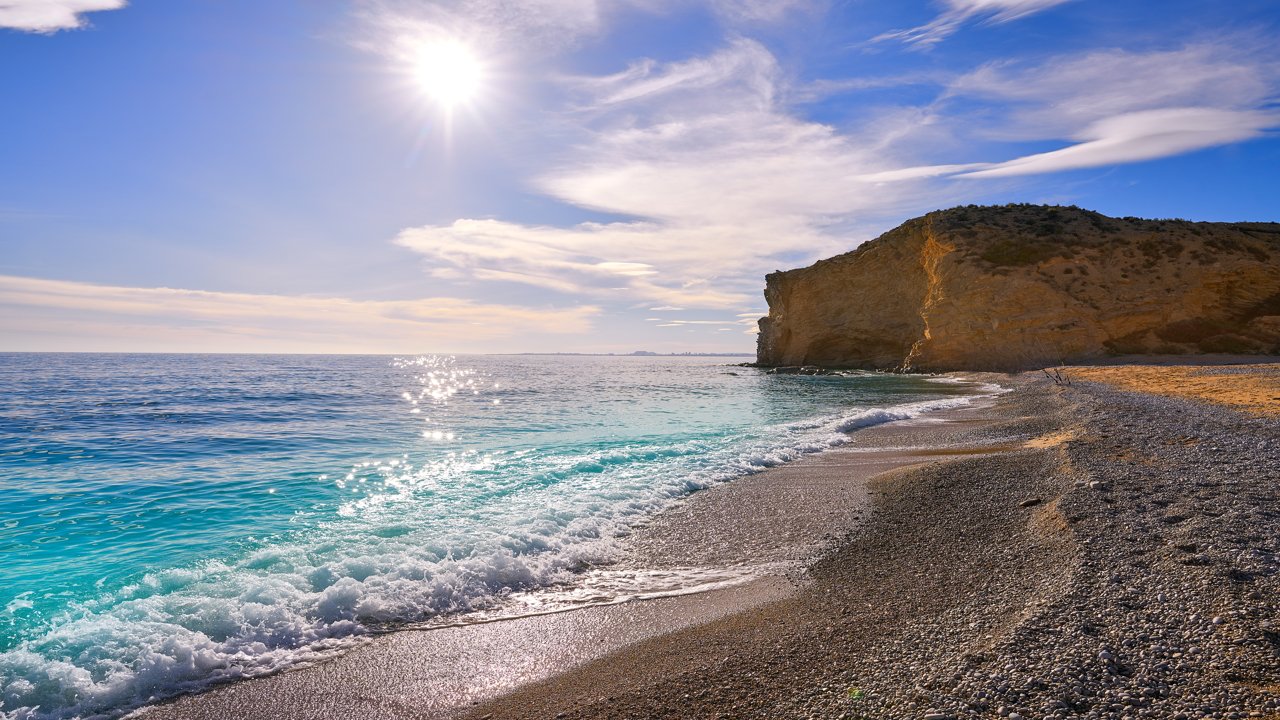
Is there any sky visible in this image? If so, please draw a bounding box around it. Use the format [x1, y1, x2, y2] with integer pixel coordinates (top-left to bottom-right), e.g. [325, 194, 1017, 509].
[1, 0, 1278, 354]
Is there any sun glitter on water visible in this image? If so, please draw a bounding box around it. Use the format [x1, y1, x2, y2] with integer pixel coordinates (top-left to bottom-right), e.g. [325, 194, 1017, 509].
[414, 39, 484, 109]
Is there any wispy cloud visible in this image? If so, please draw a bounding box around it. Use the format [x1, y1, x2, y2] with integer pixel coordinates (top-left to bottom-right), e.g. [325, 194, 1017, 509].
[870, 41, 1280, 181]
[647, 316, 759, 335]
[541, 40, 958, 226]
[0, 0, 125, 33]
[393, 40, 966, 310]
[396, 218, 758, 308]
[877, 0, 1072, 47]
[570, 38, 779, 109]
[0, 275, 599, 353]
[947, 43, 1279, 138]
[960, 107, 1277, 178]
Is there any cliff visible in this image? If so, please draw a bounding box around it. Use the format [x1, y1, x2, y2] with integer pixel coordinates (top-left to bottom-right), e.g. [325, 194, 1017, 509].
[756, 205, 1280, 371]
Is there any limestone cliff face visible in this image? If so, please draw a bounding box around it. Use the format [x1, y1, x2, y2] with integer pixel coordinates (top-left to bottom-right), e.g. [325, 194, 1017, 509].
[757, 205, 1280, 371]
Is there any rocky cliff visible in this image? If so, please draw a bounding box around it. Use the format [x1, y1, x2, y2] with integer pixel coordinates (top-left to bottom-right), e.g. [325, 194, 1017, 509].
[756, 205, 1280, 371]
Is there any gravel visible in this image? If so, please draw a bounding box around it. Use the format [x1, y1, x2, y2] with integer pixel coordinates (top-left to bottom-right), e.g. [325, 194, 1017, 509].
[465, 371, 1280, 720]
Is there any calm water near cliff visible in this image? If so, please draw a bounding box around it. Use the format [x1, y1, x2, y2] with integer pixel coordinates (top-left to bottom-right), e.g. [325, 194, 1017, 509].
[0, 353, 993, 719]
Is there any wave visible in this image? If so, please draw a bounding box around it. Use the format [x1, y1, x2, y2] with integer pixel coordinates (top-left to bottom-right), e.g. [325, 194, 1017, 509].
[0, 378, 1001, 720]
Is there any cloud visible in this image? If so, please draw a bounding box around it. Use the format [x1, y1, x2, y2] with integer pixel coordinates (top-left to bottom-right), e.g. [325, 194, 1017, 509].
[0, 0, 125, 33]
[0, 275, 599, 353]
[543, 40, 942, 228]
[878, 0, 1072, 47]
[960, 108, 1278, 178]
[572, 38, 779, 109]
[868, 41, 1280, 181]
[390, 40, 996, 310]
[396, 218, 761, 308]
[947, 43, 1278, 138]
[647, 318, 740, 325]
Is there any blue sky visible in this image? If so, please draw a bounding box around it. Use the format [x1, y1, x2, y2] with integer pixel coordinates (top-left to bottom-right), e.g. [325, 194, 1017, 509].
[1, 0, 1277, 353]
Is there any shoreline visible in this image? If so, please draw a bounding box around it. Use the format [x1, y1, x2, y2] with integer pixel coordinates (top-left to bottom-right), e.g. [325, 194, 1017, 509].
[138, 364, 1280, 719]
[463, 365, 1280, 720]
[136, 378, 1014, 720]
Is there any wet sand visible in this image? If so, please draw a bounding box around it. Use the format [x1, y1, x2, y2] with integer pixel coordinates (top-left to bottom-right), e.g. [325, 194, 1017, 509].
[136, 386, 1016, 720]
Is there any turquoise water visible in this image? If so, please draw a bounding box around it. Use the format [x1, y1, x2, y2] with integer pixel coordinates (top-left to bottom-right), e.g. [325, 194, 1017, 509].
[0, 353, 987, 719]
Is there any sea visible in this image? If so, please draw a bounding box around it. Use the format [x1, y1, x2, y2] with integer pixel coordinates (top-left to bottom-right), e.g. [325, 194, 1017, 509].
[0, 353, 995, 719]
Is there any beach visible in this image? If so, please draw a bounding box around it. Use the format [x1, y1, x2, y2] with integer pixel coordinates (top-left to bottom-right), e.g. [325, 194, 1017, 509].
[9, 2, 1280, 717]
[137, 361, 1280, 720]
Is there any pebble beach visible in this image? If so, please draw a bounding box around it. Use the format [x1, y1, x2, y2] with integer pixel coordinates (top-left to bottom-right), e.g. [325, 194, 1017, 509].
[465, 364, 1280, 720]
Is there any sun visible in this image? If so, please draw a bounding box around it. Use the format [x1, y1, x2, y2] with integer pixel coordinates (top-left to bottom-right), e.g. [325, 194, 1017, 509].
[414, 40, 484, 109]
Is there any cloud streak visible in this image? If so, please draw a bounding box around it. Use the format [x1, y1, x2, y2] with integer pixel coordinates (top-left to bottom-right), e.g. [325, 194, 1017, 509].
[0, 275, 599, 353]
[0, 0, 125, 33]
[960, 108, 1278, 178]
[868, 41, 1280, 181]
[947, 43, 1279, 138]
[877, 0, 1072, 47]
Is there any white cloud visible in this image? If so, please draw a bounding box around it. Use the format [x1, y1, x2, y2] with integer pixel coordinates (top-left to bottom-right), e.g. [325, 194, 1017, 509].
[0, 0, 125, 33]
[960, 107, 1277, 178]
[868, 42, 1280, 181]
[654, 319, 745, 325]
[572, 38, 779, 109]
[948, 43, 1277, 138]
[0, 275, 599, 353]
[387, 40, 1002, 310]
[542, 40, 952, 230]
[878, 0, 1072, 47]
[397, 218, 763, 308]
